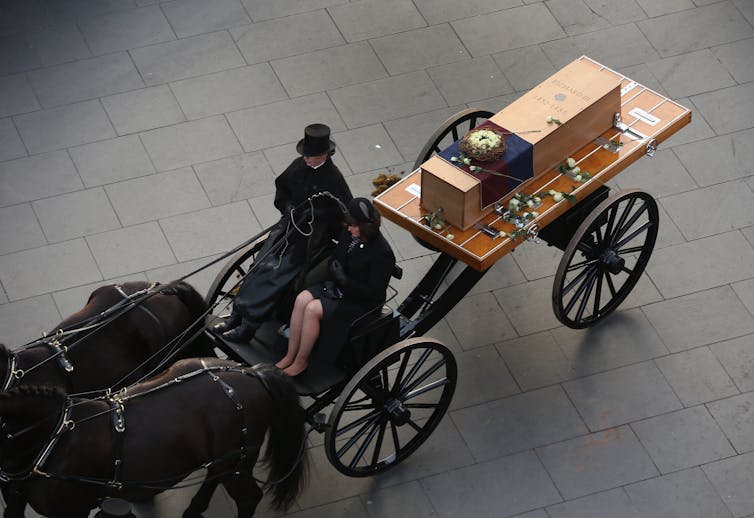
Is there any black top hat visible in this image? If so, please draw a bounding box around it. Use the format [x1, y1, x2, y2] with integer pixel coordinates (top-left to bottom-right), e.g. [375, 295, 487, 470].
[296, 123, 336, 156]
[348, 197, 377, 223]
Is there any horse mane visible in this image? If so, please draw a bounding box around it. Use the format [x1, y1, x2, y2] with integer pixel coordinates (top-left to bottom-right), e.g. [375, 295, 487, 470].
[0, 384, 66, 402]
[159, 281, 207, 319]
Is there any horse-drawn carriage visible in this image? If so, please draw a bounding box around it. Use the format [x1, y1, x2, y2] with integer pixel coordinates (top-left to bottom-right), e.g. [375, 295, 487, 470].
[0, 56, 690, 516]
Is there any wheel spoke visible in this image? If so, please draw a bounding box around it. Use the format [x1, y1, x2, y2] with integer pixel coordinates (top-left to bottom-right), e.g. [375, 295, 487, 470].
[612, 201, 648, 246]
[593, 270, 604, 317]
[566, 258, 598, 272]
[405, 402, 444, 410]
[343, 403, 377, 411]
[610, 197, 637, 246]
[406, 418, 423, 433]
[370, 420, 387, 467]
[391, 353, 411, 395]
[563, 262, 596, 295]
[603, 204, 618, 243]
[349, 420, 383, 470]
[575, 266, 598, 322]
[399, 357, 447, 399]
[616, 245, 645, 255]
[621, 265, 635, 276]
[390, 421, 400, 453]
[404, 377, 451, 401]
[336, 412, 381, 458]
[335, 409, 381, 438]
[564, 265, 598, 315]
[397, 348, 433, 394]
[605, 271, 617, 297]
[615, 220, 652, 250]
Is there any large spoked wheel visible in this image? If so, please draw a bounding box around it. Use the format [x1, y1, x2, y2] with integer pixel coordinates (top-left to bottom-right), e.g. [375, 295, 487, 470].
[325, 337, 457, 477]
[204, 232, 270, 313]
[553, 189, 659, 329]
[411, 108, 495, 251]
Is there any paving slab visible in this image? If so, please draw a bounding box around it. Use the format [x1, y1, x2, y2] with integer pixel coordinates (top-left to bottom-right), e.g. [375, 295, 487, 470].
[240, 0, 347, 22]
[327, 0, 426, 42]
[428, 56, 514, 106]
[452, 4, 565, 57]
[227, 93, 346, 153]
[544, 0, 613, 35]
[663, 97, 716, 148]
[707, 391, 754, 453]
[563, 361, 682, 430]
[711, 335, 754, 393]
[444, 291, 518, 349]
[449, 345, 520, 410]
[0, 33, 39, 75]
[0, 73, 39, 118]
[510, 240, 563, 281]
[645, 285, 754, 353]
[359, 481, 436, 518]
[332, 124, 402, 175]
[613, 149, 697, 198]
[646, 230, 754, 299]
[140, 115, 243, 172]
[647, 49, 737, 99]
[193, 152, 276, 206]
[0, 239, 102, 301]
[637, 2, 754, 57]
[78, 5, 174, 56]
[0, 294, 62, 348]
[28, 52, 144, 108]
[272, 42, 386, 99]
[0, 117, 27, 162]
[625, 467, 733, 518]
[32, 188, 121, 242]
[703, 451, 754, 518]
[130, 31, 245, 86]
[0, 203, 46, 255]
[160, 0, 250, 38]
[25, 22, 91, 67]
[69, 134, 156, 188]
[86, 221, 176, 278]
[412, 0, 521, 24]
[712, 37, 754, 84]
[546, 487, 637, 518]
[735, 0, 754, 25]
[102, 85, 186, 136]
[691, 82, 754, 135]
[452, 385, 586, 461]
[635, 0, 695, 17]
[493, 45, 558, 92]
[655, 347, 739, 407]
[537, 426, 658, 499]
[104, 167, 209, 228]
[285, 497, 367, 518]
[551, 308, 669, 376]
[170, 64, 287, 120]
[732, 278, 754, 315]
[230, 9, 344, 65]
[0, 150, 82, 207]
[494, 277, 561, 336]
[370, 25, 469, 76]
[328, 71, 447, 128]
[673, 128, 754, 186]
[496, 331, 579, 390]
[421, 450, 562, 518]
[631, 405, 736, 473]
[14, 100, 116, 154]
[582, 0, 646, 24]
[159, 202, 260, 261]
[382, 106, 466, 164]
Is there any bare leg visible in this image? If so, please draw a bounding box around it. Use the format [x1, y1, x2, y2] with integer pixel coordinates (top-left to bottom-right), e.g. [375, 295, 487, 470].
[284, 299, 323, 376]
[276, 290, 314, 369]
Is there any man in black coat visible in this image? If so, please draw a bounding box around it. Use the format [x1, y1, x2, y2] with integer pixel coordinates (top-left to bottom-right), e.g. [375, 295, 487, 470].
[215, 124, 353, 341]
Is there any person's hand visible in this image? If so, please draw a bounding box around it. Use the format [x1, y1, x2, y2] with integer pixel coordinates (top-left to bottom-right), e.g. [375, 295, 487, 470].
[330, 259, 348, 286]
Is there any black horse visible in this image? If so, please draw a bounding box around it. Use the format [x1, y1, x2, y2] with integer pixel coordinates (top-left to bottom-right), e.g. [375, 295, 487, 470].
[0, 359, 308, 518]
[1, 280, 215, 517]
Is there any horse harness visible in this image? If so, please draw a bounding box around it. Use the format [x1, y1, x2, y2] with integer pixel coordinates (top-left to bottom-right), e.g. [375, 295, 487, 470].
[1, 284, 162, 392]
[3, 361, 271, 490]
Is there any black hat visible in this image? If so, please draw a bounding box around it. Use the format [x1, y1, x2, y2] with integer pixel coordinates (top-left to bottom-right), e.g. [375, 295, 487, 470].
[296, 123, 336, 156]
[348, 197, 377, 223]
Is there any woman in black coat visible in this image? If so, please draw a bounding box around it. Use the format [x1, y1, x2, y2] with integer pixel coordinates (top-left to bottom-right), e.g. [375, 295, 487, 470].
[276, 198, 395, 376]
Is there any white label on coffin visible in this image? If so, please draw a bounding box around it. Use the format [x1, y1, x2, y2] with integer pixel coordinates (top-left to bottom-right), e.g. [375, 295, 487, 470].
[628, 107, 660, 126]
[405, 183, 421, 197]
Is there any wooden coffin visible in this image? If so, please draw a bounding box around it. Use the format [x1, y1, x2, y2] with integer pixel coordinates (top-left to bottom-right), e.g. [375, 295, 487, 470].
[420, 58, 622, 229]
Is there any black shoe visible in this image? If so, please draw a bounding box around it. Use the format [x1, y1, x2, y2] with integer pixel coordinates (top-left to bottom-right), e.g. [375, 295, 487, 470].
[211, 314, 241, 334]
[221, 321, 257, 343]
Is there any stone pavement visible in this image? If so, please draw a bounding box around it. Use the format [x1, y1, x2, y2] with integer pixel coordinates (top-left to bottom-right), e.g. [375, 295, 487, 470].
[1, 0, 753, 516]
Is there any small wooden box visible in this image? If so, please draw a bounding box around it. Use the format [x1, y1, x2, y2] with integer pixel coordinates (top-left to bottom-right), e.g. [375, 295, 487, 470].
[420, 156, 493, 230]
[490, 57, 622, 176]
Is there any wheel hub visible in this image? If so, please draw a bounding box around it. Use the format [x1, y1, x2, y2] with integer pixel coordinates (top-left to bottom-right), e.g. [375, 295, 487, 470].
[385, 398, 411, 426]
[599, 249, 625, 275]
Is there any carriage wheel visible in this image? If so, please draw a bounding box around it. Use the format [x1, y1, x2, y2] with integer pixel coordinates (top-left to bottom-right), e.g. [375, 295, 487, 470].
[324, 337, 456, 477]
[204, 233, 270, 312]
[411, 108, 495, 250]
[552, 189, 659, 329]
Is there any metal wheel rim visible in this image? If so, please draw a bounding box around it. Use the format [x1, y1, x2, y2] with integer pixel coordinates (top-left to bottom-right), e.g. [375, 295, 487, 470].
[324, 337, 457, 477]
[204, 233, 270, 311]
[552, 189, 659, 329]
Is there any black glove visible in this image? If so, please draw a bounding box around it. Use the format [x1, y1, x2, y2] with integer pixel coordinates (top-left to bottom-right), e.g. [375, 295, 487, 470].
[330, 259, 348, 286]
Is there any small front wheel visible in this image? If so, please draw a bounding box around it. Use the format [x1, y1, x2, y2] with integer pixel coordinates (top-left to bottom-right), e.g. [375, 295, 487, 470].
[324, 337, 457, 477]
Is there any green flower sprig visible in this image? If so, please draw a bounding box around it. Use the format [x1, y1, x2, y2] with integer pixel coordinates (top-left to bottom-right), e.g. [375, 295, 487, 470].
[546, 115, 563, 125]
[539, 189, 577, 204]
[421, 207, 447, 231]
[450, 154, 509, 177]
[558, 157, 591, 183]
